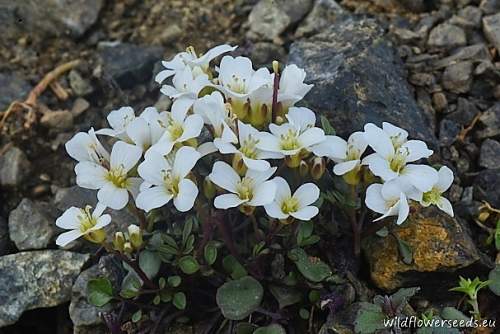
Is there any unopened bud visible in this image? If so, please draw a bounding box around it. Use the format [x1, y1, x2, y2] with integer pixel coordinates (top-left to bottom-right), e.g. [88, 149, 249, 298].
[84, 229, 106, 245]
[239, 203, 255, 216]
[478, 211, 490, 223]
[362, 166, 376, 184]
[343, 168, 361, 185]
[299, 160, 309, 178]
[311, 157, 326, 180]
[249, 104, 269, 128]
[203, 176, 217, 199]
[184, 137, 198, 148]
[275, 115, 285, 125]
[123, 241, 134, 254]
[113, 232, 126, 252]
[128, 224, 143, 250]
[272, 60, 279, 74]
[285, 154, 302, 168]
[232, 153, 247, 176]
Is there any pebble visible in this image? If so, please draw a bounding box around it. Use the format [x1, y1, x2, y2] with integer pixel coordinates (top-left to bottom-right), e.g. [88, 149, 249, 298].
[432, 92, 448, 111]
[480, 0, 500, 15]
[439, 119, 461, 146]
[71, 98, 90, 117]
[69, 70, 94, 97]
[0, 217, 8, 256]
[40, 110, 74, 130]
[0, 146, 31, 187]
[479, 139, 500, 169]
[483, 13, 500, 52]
[155, 24, 182, 44]
[494, 85, 500, 99]
[442, 61, 473, 93]
[477, 103, 500, 139]
[427, 23, 467, 49]
[0, 72, 32, 111]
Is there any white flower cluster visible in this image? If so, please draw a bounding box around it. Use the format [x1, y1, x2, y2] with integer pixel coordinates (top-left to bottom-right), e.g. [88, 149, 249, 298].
[55, 44, 454, 247]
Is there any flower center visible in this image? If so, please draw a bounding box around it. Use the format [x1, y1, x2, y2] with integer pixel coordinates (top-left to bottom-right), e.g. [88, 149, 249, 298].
[240, 136, 259, 159]
[279, 129, 301, 151]
[346, 144, 360, 160]
[105, 166, 129, 188]
[281, 197, 299, 214]
[390, 133, 405, 150]
[78, 206, 98, 233]
[162, 170, 180, 196]
[422, 188, 441, 204]
[389, 148, 409, 173]
[168, 121, 184, 141]
[226, 75, 247, 94]
[236, 177, 254, 201]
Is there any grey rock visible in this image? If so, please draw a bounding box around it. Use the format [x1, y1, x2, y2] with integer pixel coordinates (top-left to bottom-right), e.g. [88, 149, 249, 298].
[446, 97, 478, 126]
[480, 0, 500, 15]
[250, 42, 286, 66]
[432, 44, 491, 69]
[248, 0, 313, 41]
[69, 70, 94, 97]
[288, 17, 436, 143]
[0, 217, 8, 256]
[154, 24, 182, 45]
[0, 72, 31, 111]
[0, 146, 31, 187]
[450, 6, 483, 29]
[483, 13, 500, 53]
[439, 119, 460, 146]
[8, 198, 58, 251]
[70, 256, 122, 328]
[479, 139, 500, 169]
[477, 103, 500, 139]
[442, 61, 473, 93]
[427, 23, 467, 49]
[475, 168, 500, 207]
[40, 110, 74, 130]
[295, 0, 346, 38]
[71, 98, 90, 117]
[98, 42, 164, 89]
[74, 325, 108, 334]
[0, 250, 89, 327]
[0, 0, 103, 40]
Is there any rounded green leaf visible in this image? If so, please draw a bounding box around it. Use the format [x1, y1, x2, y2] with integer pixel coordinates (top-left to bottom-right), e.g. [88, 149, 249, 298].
[139, 251, 161, 279]
[253, 324, 286, 334]
[168, 275, 182, 288]
[488, 265, 500, 296]
[288, 248, 332, 283]
[178, 256, 200, 275]
[216, 276, 264, 320]
[87, 277, 113, 307]
[204, 242, 218, 266]
[173, 292, 187, 310]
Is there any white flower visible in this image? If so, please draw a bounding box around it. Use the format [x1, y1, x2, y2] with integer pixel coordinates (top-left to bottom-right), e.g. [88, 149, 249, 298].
[96, 106, 136, 141]
[193, 91, 237, 142]
[365, 182, 410, 225]
[257, 107, 325, 156]
[55, 203, 111, 246]
[420, 166, 454, 217]
[126, 107, 166, 152]
[312, 132, 367, 176]
[160, 66, 210, 107]
[215, 121, 281, 171]
[147, 101, 204, 156]
[75, 141, 142, 210]
[362, 123, 437, 192]
[65, 127, 110, 164]
[264, 177, 319, 221]
[209, 161, 276, 209]
[278, 64, 313, 111]
[217, 56, 273, 119]
[155, 44, 237, 84]
[136, 146, 201, 212]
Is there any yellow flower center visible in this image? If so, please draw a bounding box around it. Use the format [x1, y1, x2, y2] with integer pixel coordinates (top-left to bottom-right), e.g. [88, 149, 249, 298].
[168, 121, 184, 141]
[226, 75, 247, 94]
[281, 197, 299, 214]
[279, 129, 300, 151]
[162, 170, 180, 196]
[240, 136, 259, 159]
[390, 133, 405, 150]
[422, 188, 441, 204]
[105, 166, 129, 188]
[389, 148, 409, 173]
[346, 144, 361, 160]
[78, 206, 98, 233]
[236, 177, 254, 201]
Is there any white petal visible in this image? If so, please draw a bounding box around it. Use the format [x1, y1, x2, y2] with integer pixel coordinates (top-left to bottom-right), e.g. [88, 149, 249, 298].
[56, 229, 83, 247]
[248, 180, 276, 206]
[298, 127, 325, 148]
[435, 166, 454, 193]
[396, 193, 409, 225]
[127, 177, 143, 200]
[293, 183, 320, 207]
[107, 106, 135, 131]
[197, 141, 218, 157]
[365, 184, 387, 214]
[138, 152, 171, 185]
[381, 179, 406, 201]
[437, 197, 454, 217]
[147, 133, 175, 157]
[155, 69, 175, 84]
[401, 164, 439, 193]
[65, 132, 92, 162]
[177, 114, 204, 142]
[286, 107, 316, 132]
[110, 141, 142, 172]
[333, 160, 360, 176]
[214, 140, 238, 154]
[363, 154, 398, 181]
[291, 206, 319, 221]
[246, 166, 277, 184]
[75, 162, 108, 189]
[209, 161, 240, 193]
[173, 146, 201, 178]
[382, 122, 408, 143]
[242, 156, 270, 171]
[136, 186, 173, 212]
[256, 132, 281, 153]
[92, 203, 107, 217]
[173, 179, 198, 212]
[363, 123, 394, 159]
[214, 193, 246, 209]
[264, 202, 288, 219]
[126, 117, 151, 150]
[348, 132, 368, 156]
[191, 44, 237, 67]
[91, 214, 112, 230]
[97, 184, 129, 210]
[237, 121, 259, 143]
[402, 140, 433, 162]
[310, 135, 347, 159]
[56, 207, 82, 229]
[272, 177, 291, 203]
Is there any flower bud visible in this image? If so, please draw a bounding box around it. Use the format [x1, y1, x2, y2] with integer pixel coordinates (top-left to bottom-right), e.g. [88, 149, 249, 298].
[203, 176, 217, 199]
[184, 137, 198, 148]
[113, 232, 126, 252]
[362, 166, 376, 184]
[478, 211, 490, 223]
[232, 153, 247, 176]
[272, 60, 280, 74]
[299, 160, 309, 178]
[285, 154, 302, 168]
[231, 99, 250, 121]
[343, 168, 361, 185]
[249, 104, 269, 128]
[310, 157, 326, 180]
[128, 224, 143, 250]
[275, 115, 285, 125]
[84, 229, 106, 245]
[123, 241, 134, 254]
[239, 203, 255, 216]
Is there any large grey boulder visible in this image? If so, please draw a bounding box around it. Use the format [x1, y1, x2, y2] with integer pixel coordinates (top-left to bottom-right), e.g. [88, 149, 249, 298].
[0, 250, 89, 327]
[288, 17, 436, 143]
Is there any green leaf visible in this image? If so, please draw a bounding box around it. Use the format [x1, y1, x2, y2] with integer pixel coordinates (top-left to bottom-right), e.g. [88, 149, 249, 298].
[308, 290, 321, 303]
[216, 276, 264, 320]
[120, 271, 141, 298]
[131, 309, 142, 323]
[495, 220, 500, 250]
[223, 255, 247, 279]
[488, 265, 500, 296]
[204, 241, 218, 266]
[288, 248, 332, 283]
[87, 278, 113, 307]
[395, 237, 413, 265]
[139, 251, 161, 279]
[299, 308, 310, 319]
[297, 221, 313, 246]
[178, 256, 200, 275]
[235, 322, 257, 334]
[168, 275, 182, 288]
[173, 292, 187, 310]
[320, 115, 336, 135]
[182, 217, 194, 246]
[354, 302, 386, 334]
[390, 287, 420, 310]
[253, 324, 286, 334]
[269, 285, 302, 309]
[441, 307, 469, 321]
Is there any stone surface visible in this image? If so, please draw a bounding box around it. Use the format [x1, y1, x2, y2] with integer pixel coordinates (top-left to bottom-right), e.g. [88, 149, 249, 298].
[69, 70, 94, 97]
[479, 139, 500, 169]
[0, 146, 31, 187]
[288, 17, 436, 142]
[364, 207, 482, 291]
[0, 217, 8, 256]
[248, 0, 313, 41]
[450, 6, 483, 29]
[475, 169, 500, 207]
[0, 0, 104, 40]
[0, 72, 31, 111]
[0, 250, 89, 327]
[8, 198, 58, 251]
[427, 23, 467, 49]
[483, 13, 500, 53]
[431, 44, 491, 69]
[442, 61, 473, 93]
[295, 0, 346, 38]
[250, 42, 286, 66]
[480, 0, 500, 15]
[477, 103, 500, 139]
[40, 110, 74, 130]
[98, 42, 164, 89]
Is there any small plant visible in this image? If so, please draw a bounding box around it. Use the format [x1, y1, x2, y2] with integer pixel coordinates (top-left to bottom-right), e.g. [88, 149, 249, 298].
[449, 276, 491, 320]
